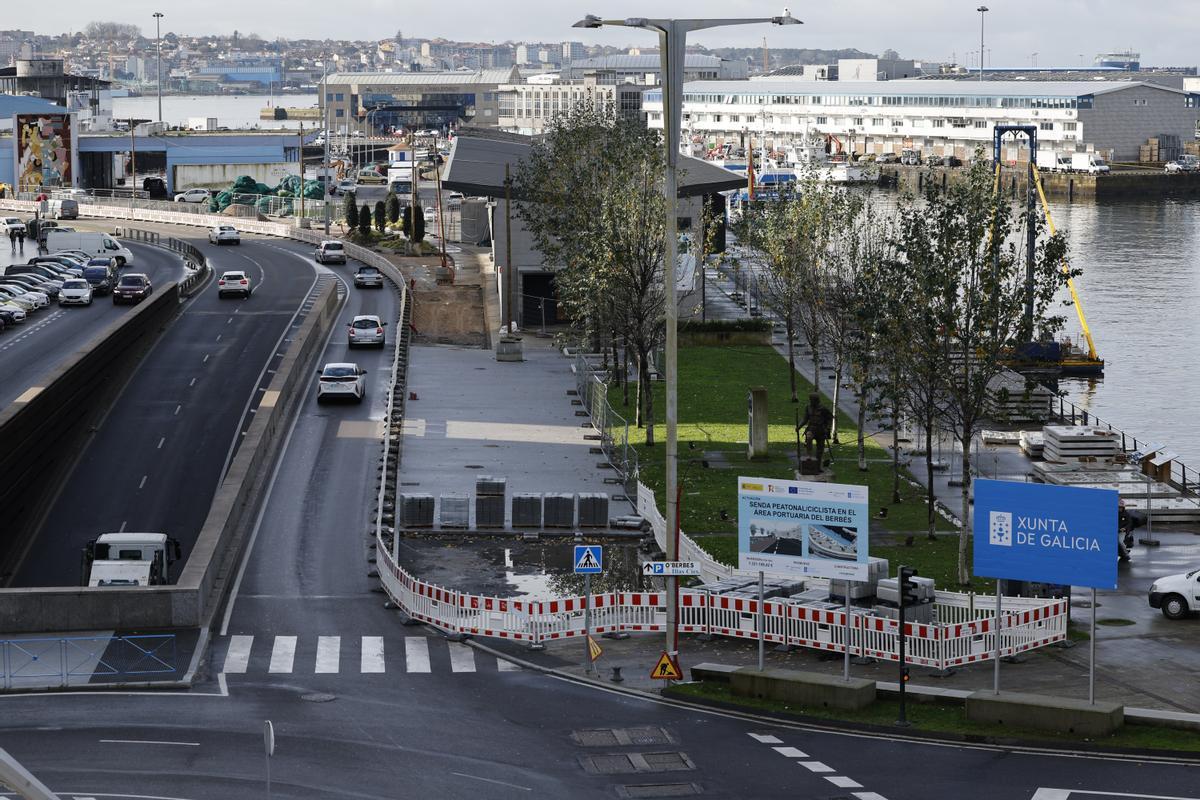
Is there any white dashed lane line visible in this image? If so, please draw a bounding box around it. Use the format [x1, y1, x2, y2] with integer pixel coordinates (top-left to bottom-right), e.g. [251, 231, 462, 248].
[748, 732, 889, 800]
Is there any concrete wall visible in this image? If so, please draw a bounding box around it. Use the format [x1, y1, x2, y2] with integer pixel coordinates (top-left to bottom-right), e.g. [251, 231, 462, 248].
[173, 162, 294, 190]
[1081, 84, 1200, 161]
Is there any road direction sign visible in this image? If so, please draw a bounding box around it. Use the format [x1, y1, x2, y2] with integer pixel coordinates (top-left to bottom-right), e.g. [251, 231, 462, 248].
[587, 635, 602, 662]
[641, 561, 700, 577]
[650, 651, 682, 680]
[574, 545, 603, 574]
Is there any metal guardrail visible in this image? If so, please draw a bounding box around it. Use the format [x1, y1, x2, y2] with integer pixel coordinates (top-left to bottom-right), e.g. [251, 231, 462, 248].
[572, 353, 639, 494]
[0, 634, 176, 690]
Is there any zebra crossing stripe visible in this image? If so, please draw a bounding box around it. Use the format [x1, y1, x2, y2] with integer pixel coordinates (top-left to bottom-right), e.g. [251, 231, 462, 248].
[447, 641, 476, 673]
[315, 636, 340, 674]
[405, 636, 431, 673]
[497, 658, 520, 672]
[223, 635, 253, 674]
[361, 636, 385, 673]
[269, 636, 297, 673]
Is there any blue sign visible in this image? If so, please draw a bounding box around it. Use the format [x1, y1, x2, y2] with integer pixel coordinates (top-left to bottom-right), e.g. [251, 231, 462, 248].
[573, 545, 603, 574]
[973, 479, 1118, 589]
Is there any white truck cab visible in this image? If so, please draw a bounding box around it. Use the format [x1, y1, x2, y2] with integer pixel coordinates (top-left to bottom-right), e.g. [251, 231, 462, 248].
[82, 532, 181, 587]
[1148, 568, 1200, 619]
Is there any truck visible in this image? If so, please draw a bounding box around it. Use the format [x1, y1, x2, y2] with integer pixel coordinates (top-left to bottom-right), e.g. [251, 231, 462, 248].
[1035, 151, 1071, 172]
[387, 164, 416, 197]
[1070, 152, 1110, 174]
[43, 230, 135, 267]
[81, 532, 182, 587]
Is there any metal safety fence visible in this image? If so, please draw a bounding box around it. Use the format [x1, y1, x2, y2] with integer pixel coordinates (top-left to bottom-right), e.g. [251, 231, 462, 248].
[375, 533, 1066, 671]
[0, 634, 176, 689]
[573, 353, 639, 494]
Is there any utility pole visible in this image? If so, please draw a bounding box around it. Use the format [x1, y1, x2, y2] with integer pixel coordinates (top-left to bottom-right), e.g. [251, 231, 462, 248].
[321, 56, 330, 234]
[129, 118, 137, 206]
[298, 122, 305, 222]
[504, 162, 513, 332]
[976, 6, 988, 83]
[153, 12, 164, 124]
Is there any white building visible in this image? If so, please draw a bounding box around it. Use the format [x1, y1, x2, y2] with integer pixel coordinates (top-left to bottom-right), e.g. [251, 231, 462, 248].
[644, 79, 1200, 162]
[562, 54, 748, 84]
[497, 75, 644, 135]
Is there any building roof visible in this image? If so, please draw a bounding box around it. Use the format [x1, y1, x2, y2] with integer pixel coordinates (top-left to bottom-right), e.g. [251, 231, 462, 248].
[321, 68, 519, 87]
[443, 127, 744, 198]
[0, 93, 66, 116]
[568, 54, 726, 71]
[649, 79, 1186, 99]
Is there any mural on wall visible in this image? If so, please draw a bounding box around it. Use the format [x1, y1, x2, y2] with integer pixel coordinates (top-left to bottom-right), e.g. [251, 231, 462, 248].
[14, 113, 73, 191]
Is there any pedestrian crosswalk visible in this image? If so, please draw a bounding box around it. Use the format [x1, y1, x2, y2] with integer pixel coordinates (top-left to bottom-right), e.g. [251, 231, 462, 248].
[219, 634, 521, 676]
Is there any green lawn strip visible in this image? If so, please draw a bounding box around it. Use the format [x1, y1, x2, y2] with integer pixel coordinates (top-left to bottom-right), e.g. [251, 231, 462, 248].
[608, 344, 951, 558]
[667, 681, 1200, 754]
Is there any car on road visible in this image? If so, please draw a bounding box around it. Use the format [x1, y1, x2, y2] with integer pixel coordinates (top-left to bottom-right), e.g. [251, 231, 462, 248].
[347, 314, 387, 347]
[83, 262, 117, 296]
[208, 225, 241, 245]
[316, 362, 366, 403]
[334, 179, 357, 196]
[353, 265, 384, 289]
[445, 191, 464, 207]
[356, 169, 386, 185]
[1149, 569, 1200, 619]
[217, 270, 253, 298]
[3, 217, 25, 234]
[315, 240, 346, 264]
[174, 188, 212, 204]
[113, 273, 152, 305]
[58, 278, 93, 306]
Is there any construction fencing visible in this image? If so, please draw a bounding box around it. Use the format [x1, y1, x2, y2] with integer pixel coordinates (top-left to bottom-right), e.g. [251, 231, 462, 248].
[0, 634, 176, 690]
[572, 352, 639, 495]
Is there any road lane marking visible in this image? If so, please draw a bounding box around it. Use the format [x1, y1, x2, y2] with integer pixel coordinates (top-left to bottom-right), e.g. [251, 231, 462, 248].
[748, 733, 783, 744]
[222, 635, 252, 674]
[497, 658, 520, 672]
[852, 793, 889, 800]
[157, 437, 165, 449]
[189, 378, 196, 387]
[99, 739, 200, 747]
[227, 316, 234, 323]
[361, 636, 385, 673]
[1031, 793, 1200, 800]
[202, 353, 209, 363]
[772, 746, 808, 758]
[447, 641, 476, 673]
[404, 637, 430, 673]
[800, 762, 834, 773]
[118, 521, 127, 532]
[450, 773, 532, 792]
[268, 636, 297, 673]
[215, 333, 222, 342]
[315, 635, 340, 673]
[138, 475, 147, 489]
[827, 776, 863, 789]
[173, 404, 181, 415]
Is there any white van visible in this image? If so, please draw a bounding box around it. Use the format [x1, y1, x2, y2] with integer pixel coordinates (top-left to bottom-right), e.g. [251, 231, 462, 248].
[43, 230, 135, 267]
[46, 198, 79, 220]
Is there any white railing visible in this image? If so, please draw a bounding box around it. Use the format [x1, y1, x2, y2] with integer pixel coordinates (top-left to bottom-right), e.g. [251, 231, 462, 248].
[636, 482, 736, 584]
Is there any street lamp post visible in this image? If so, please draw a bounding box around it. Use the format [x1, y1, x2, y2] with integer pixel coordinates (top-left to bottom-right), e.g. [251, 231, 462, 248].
[976, 6, 988, 83]
[153, 12, 164, 123]
[321, 55, 331, 235]
[574, 10, 800, 659]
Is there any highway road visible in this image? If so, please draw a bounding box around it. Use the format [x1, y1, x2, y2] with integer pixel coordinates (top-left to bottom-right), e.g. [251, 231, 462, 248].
[0, 228, 188, 409]
[6, 231, 329, 588]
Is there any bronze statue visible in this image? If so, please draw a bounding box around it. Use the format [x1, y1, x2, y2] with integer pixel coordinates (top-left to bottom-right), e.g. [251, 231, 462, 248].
[797, 392, 833, 472]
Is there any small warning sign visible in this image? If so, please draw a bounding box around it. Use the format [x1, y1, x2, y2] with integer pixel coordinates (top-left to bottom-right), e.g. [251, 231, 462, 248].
[650, 651, 682, 680]
[587, 635, 602, 662]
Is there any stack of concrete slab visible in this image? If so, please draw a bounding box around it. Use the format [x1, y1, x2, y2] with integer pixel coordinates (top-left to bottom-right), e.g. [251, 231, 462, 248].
[400, 493, 435, 528]
[1121, 496, 1200, 522]
[543, 493, 576, 528]
[1042, 425, 1120, 463]
[474, 476, 506, 528]
[511, 493, 543, 528]
[577, 492, 610, 528]
[439, 493, 470, 528]
[1019, 430, 1044, 458]
[987, 371, 1054, 423]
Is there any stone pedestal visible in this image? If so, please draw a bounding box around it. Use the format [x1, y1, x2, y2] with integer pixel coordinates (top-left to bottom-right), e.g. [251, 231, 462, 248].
[747, 387, 769, 460]
[966, 690, 1124, 736]
[495, 335, 524, 362]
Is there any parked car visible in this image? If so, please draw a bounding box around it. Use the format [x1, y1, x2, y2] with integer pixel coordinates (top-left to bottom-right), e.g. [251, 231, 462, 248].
[3, 274, 60, 299]
[333, 179, 357, 196]
[83, 262, 117, 296]
[353, 265, 384, 289]
[315, 240, 346, 264]
[347, 314, 387, 347]
[113, 273, 152, 305]
[58, 278, 93, 306]
[316, 362, 366, 403]
[876, 152, 900, 164]
[2, 217, 25, 234]
[174, 188, 212, 204]
[942, 155, 963, 167]
[1149, 569, 1200, 619]
[356, 169, 386, 185]
[445, 192, 465, 207]
[0, 286, 44, 311]
[208, 225, 241, 245]
[217, 270, 252, 298]
[0, 305, 26, 325]
[46, 198, 79, 220]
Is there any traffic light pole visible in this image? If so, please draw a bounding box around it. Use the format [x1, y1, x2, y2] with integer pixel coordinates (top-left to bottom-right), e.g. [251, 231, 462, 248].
[897, 584, 908, 726]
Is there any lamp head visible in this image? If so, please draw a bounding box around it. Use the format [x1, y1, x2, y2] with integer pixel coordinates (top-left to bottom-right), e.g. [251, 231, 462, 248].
[572, 14, 603, 29]
[623, 17, 648, 27]
[773, 8, 802, 25]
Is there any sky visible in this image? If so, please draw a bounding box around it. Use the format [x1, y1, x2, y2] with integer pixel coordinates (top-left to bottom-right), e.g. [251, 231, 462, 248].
[11, 0, 1200, 68]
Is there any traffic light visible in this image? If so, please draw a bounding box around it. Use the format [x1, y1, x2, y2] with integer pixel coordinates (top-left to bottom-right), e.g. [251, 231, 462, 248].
[901, 667, 911, 683]
[899, 566, 919, 607]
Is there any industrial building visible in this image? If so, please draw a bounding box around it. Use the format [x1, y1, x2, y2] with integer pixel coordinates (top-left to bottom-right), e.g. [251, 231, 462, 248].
[497, 75, 645, 135]
[320, 68, 520, 133]
[644, 79, 1200, 163]
[560, 54, 747, 84]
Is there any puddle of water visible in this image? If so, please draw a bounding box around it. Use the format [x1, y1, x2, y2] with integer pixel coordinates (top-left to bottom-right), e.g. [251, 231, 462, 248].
[397, 536, 651, 599]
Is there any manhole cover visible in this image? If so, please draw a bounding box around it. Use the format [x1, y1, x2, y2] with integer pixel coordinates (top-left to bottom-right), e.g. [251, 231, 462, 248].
[580, 754, 638, 775]
[573, 727, 677, 747]
[640, 752, 694, 772]
[579, 752, 694, 775]
[300, 692, 337, 703]
[616, 784, 702, 799]
[572, 729, 620, 747]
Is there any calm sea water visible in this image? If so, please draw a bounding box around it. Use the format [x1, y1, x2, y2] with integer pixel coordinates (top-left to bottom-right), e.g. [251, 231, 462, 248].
[112, 93, 319, 130]
[1046, 197, 1200, 465]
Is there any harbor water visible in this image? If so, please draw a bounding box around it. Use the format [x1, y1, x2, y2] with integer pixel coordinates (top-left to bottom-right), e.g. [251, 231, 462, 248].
[112, 93, 319, 130]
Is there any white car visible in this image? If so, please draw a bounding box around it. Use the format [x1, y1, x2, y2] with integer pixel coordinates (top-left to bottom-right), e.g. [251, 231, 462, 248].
[0, 286, 43, 311]
[315, 240, 346, 264]
[217, 270, 252, 298]
[208, 225, 241, 245]
[175, 188, 212, 203]
[353, 265, 384, 289]
[0, 303, 27, 323]
[1149, 569, 1200, 619]
[58, 278, 93, 306]
[3, 217, 25, 234]
[347, 314, 386, 347]
[316, 362, 366, 403]
[445, 192, 464, 207]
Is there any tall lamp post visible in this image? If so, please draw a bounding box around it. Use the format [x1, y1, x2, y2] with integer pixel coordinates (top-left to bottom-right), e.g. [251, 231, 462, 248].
[573, 11, 800, 658]
[153, 12, 164, 123]
[976, 5, 988, 83]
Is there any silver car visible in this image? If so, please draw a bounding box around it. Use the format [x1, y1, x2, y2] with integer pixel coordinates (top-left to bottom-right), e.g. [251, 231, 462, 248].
[353, 265, 384, 289]
[316, 362, 366, 403]
[58, 278, 93, 306]
[347, 314, 387, 347]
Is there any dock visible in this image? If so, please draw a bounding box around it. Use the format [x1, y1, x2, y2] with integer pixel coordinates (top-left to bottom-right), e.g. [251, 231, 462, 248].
[878, 164, 1200, 200]
[260, 106, 321, 121]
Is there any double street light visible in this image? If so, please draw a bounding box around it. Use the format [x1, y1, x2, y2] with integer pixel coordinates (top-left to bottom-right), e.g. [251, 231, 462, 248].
[573, 11, 800, 657]
[153, 12, 164, 123]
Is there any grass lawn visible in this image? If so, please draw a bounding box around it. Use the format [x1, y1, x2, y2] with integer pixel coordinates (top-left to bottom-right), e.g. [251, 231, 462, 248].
[668, 681, 1200, 753]
[611, 345, 954, 567]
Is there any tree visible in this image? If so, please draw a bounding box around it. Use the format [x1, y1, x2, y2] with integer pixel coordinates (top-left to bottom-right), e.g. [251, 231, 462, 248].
[894, 157, 1070, 583]
[401, 205, 412, 238]
[84, 21, 140, 41]
[358, 205, 372, 237]
[343, 192, 357, 229]
[412, 205, 425, 242]
[373, 201, 386, 233]
[386, 192, 400, 224]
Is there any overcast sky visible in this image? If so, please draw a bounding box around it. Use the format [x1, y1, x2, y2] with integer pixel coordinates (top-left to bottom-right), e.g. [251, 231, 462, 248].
[11, 1, 1198, 68]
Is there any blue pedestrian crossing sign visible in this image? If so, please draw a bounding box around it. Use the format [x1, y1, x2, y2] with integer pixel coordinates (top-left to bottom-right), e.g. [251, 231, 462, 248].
[573, 545, 603, 574]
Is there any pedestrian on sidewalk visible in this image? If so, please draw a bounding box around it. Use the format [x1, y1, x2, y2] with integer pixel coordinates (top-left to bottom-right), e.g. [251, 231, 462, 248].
[16, 228, 24, 251]
[8, 227, 15, 252]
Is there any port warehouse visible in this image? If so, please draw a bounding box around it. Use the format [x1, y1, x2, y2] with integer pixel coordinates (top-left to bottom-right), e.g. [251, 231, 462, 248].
[643, 80, 1200, 163]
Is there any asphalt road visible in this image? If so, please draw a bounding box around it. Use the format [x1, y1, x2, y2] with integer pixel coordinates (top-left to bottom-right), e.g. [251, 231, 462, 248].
[6, 232, 321, 588]
[0, 233, 187, 409]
